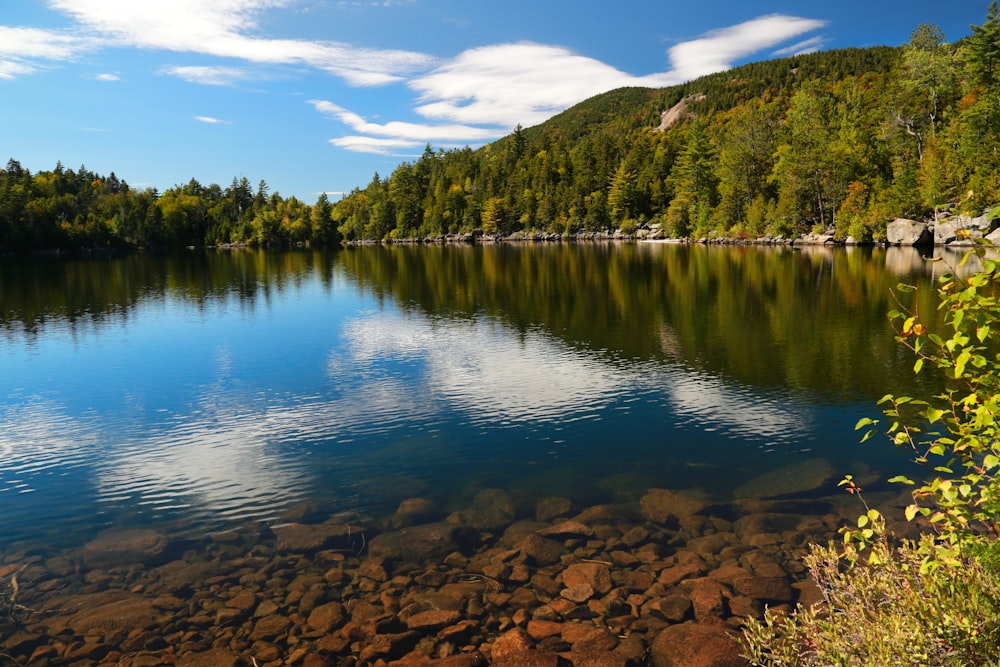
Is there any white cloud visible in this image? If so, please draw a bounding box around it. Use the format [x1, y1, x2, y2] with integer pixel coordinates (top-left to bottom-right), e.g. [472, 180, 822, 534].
[194, 115, 232, 124]
[374, 15, 826, 141]
[93, 72, 120, 81]
[664, 15, 827, 82]
[772, 36, 827, 57]
[163, 65, 252, 86]
[46, 0, 436, 86]
[310, 99, 501, 142]
[328, 135, 423, 155]
[409, 43, 645, 128]
[0, 25, 93, 78]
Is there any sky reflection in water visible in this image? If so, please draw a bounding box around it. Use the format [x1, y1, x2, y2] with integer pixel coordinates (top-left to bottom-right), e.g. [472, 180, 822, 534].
[0, 246, 932, 549]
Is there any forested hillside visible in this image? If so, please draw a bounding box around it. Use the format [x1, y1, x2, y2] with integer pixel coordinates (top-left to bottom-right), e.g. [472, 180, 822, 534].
[3, 6, 999, 252]
[332, 8, 1000, 243]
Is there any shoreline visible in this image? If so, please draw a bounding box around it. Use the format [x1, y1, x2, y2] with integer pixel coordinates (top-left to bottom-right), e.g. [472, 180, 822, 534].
[0, 475, 917, 666]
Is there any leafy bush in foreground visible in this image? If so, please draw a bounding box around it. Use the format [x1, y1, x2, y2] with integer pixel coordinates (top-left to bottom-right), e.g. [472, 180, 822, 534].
[743, 242, 1000, 666]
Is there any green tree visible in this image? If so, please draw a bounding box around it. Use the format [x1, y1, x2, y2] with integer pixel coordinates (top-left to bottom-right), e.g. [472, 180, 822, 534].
[968, 1, 1000, 89]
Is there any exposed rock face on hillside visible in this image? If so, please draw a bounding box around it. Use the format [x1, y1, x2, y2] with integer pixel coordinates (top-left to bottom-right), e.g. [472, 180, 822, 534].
[654, 94, 706, 132]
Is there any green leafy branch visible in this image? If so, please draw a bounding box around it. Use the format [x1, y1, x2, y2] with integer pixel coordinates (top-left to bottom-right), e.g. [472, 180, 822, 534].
[853, 240, 1000, 569]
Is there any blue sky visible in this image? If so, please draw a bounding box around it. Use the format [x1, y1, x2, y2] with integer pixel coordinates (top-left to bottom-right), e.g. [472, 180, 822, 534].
[0, 1, 991, 202]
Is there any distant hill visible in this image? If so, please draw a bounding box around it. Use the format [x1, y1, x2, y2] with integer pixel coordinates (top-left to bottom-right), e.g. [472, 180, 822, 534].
[2, 8, 999, 252]
[328, 21, 998, 243]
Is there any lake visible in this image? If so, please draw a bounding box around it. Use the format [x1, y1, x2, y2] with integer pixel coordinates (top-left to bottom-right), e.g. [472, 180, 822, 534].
[0, 242, 957, 663]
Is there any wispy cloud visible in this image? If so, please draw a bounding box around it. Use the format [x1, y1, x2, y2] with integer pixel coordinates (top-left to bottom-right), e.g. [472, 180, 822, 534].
[663, 15, 827, 82]
[163, 65, 253, 86]
[772, 36, 827, 57]
[310, 99, 501, 142]
[93, 72, 119, 81]
[0, 25, 93, 78]
[46, 0, 436, 86]
[194, 116, 232, 125]
[328, 135, 424, 156]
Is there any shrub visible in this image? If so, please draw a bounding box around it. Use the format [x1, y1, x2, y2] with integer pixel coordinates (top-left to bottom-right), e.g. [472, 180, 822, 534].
[743, 241, 1000, 665]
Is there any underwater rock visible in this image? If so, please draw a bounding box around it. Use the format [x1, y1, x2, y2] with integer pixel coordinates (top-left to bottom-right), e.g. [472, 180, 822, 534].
[733, 458, 835, 499]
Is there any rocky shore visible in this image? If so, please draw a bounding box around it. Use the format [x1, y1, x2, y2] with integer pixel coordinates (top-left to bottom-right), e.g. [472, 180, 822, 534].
[0, 466, 912, 667]
[343, 208, 1000, 249]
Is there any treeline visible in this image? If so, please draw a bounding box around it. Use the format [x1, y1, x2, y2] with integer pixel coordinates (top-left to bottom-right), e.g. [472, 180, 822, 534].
[0, 165, 340, 252]
[3, 7, 1000, 252]
[332, 7, 1000, 243]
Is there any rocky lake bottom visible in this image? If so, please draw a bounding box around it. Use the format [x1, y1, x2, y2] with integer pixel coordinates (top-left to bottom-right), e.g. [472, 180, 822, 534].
[0, 459, 916, 667]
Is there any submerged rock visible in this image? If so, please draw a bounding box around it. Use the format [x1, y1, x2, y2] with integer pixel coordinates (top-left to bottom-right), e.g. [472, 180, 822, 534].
[650, 622, 748, 667]
[82, 528, 169, 566]
[368, 522, 480, 562]
[640, 488, 708, 525]
[733, 458, 835, 499]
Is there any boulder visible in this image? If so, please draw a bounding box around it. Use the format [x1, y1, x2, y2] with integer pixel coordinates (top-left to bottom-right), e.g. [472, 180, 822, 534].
[562, 562, 612, 595]
[448, 488, 517, 531]
[650, 622, 748, 667]
[391, 497, 442, 528]
[733, 458, 835, 499]
[272, 522, 357, 553]
[82, 529, 169, 566]
[368, 522, 479, 563]
[640, 488, 708, 525]
[176, 649, 240, 667]
[886, 218, 932, 246]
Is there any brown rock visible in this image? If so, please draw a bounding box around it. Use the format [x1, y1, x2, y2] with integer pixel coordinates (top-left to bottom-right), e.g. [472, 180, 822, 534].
[733, 459, 835, 499]
[536, 497, 573, 522]
[226, 588, 257, 612]
[571, 505, 620, 525]
[369, 522, 479, 563]
[561, 624, 617, 651]
[679, 578, 730, 619]
[516, 534, 564, 566]
[526, 620, 563, 640]
[562, 562, 612, 595]
[650, 622, 748, 667]
[272, 522, 356, 553]
[176, 648, 240, 667]
[561, 583, 595, 603]
[740, 551, 788, 579]
[537, 521, 594, 539]
[404, 609, 462, 631]
[569, 652, 628, 667]
[727, 595, 763, 618]
[657, 562, 705, 586]
[708, 565, 751, 585]
[449, 488, 517, 531]
[395, 497, 441, 525]
[646, 595, 692, 622]
[733, 513, 806, 543]
[307, 601, 345, 633]
[493, 653, 569, 667]
[359, 631, 421, 662]
[732, 576, 794, 603]
[793, 579, 825, 607]
[621, 526, 650, 547]
[640, 489, 707, 525]
[46, 593, 159, 636]
[250, 615, 292, 641]
[619, 569, 655, 591]
[82, 529, 168, 566]
[491, 627, 534, 659]
[687, 533, 740, 559]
